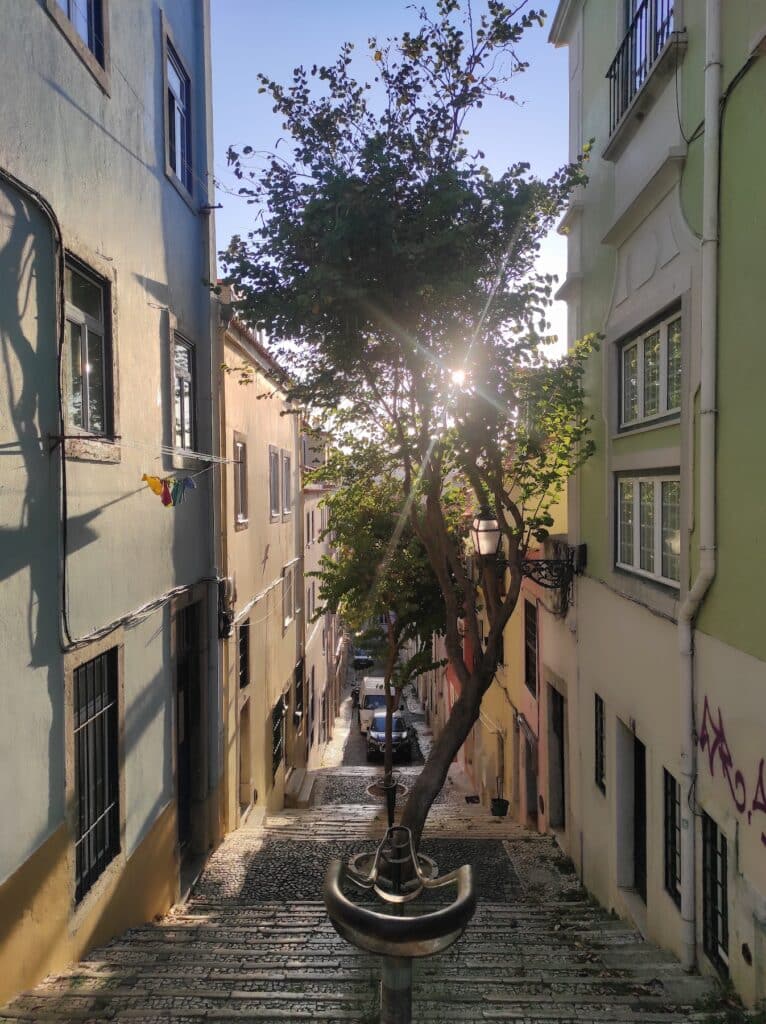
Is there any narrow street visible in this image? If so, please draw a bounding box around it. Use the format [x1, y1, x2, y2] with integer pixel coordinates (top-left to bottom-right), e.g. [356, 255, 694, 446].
[1, 689, 724, 1023]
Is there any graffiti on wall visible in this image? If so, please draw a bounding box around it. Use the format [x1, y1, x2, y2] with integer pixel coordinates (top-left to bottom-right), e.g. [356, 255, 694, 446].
[699, 695, 766, 847]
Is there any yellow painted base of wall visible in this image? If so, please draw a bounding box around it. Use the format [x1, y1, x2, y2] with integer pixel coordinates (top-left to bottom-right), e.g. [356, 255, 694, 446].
[0, 801, 179, 1006]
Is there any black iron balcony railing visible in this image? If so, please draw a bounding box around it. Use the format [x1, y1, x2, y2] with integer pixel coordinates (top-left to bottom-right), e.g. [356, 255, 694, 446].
[606, 0, 675, 135]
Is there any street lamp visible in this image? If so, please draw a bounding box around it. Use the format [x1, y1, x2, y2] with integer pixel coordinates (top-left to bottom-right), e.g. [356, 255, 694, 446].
[470, 506, 502, 559]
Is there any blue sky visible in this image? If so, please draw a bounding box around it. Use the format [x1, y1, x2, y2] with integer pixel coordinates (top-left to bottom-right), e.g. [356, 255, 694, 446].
[211, 1, 570, 345]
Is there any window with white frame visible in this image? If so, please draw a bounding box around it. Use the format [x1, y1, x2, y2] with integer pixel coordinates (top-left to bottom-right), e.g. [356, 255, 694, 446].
[233, 435, 247, 526]
[620, 313, 681, 427]
[65, 259, 111, 435]
[269, 447, 280, 518]
[282, 451, 292, 514]
[165, 40, 192, 193]
[174, 336, 195, 450]
[617, 475, 680, 585]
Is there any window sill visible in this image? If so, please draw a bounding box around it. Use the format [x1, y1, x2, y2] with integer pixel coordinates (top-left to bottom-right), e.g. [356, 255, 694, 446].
[234, 517, 249, 533]
[613, 413, 680, 439]
[170, 447, 204, 473]
[45, 0, 111, 96]
[615, 562, 680, 591]
[64, 434, 121, 464]
[164, 166, 197, 213]
[603, 32, 688, 163]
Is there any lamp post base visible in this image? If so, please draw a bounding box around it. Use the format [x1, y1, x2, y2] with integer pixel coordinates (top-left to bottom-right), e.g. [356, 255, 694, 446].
[381, 955, 413, 1024]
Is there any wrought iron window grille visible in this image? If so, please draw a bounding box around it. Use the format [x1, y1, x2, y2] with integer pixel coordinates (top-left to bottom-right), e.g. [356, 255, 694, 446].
[606, 0, 675, 135]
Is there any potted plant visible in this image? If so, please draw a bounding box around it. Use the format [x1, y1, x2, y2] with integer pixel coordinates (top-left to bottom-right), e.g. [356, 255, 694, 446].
[490, 778, 509, 817]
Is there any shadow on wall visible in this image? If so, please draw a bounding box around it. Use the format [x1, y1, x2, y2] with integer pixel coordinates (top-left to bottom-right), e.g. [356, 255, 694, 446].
[0, 182, 66, 870]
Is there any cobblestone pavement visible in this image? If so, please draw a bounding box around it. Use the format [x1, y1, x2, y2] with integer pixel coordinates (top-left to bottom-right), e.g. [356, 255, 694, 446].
[1, 687, 741, 1023]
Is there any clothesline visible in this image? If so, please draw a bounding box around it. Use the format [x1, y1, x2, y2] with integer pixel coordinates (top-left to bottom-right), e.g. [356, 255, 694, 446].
[142, 462, 214, 508]
[49, 433, 240, 466]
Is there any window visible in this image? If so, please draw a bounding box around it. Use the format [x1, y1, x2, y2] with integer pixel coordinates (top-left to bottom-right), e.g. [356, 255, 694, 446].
[65, 259, 110, 435]
[524, 600, 537, 697]
[663, 769, 681, 907]
[282, 566, 294, 628]
[607, 0, 676, 134]
[322, 627, 326, 655]
[308, 666, 315, 745]
[233, 435, 248, 527]
[73, 649, 119, 902]
[282, 452, 292, 514]
[165, 41, 192, 192]
[620, 314, 681, 427]
[703, 812, 729, 973]
[174, 337, 195, 450]
[269, 447, 280, 518]
[306, 585, 312, 619]
[238, 619, 250, 689]
[617, 475, 680, 585]
[52, 0, 106, 67]
[294, 660, 304, 724]
[271, 699, 284, 778]
[595, 694, 606, 794]
[306, 511, 311, 545]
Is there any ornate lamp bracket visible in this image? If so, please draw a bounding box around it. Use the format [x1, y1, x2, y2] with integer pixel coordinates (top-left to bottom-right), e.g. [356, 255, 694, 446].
[519, 544, 587, 609]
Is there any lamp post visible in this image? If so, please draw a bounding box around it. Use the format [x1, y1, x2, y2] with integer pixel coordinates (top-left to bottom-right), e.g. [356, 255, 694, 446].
[469, 504, 587, 612]
[470, 506, 502, 560]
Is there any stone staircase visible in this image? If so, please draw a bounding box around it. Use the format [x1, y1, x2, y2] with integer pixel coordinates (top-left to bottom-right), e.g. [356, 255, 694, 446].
[0, 895, 719, 1023]
[0, 786, 738, 1023]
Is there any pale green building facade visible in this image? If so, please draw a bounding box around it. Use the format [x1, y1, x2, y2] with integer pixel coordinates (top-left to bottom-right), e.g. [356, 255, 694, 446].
[551, 0, 766, 1004]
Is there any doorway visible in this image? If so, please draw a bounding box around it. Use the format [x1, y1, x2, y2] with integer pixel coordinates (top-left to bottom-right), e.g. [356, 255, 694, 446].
[634, 735, 647, 902]
[238, 701, 252, 817]
[524, 733, 538, 828]
[549, 686, 566, 830]
[175, 602, 202, 856]
[616, 719, 647, 902]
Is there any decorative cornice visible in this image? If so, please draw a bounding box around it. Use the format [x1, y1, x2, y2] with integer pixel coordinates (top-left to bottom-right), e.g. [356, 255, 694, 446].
[601, 146, 686, 248]
[548, 0, 580, 46]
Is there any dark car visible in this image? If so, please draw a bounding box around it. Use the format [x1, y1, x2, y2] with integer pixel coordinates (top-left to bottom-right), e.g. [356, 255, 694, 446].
[366, 710, 411, 762]
[353, 649, 375, 670]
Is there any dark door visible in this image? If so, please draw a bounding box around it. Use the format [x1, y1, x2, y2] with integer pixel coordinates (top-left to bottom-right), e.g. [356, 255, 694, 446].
[524, 735, 538, 826]
[176, 604, 198, 850]
[550, 688, 566, 829]
[634, 736, 647, 901]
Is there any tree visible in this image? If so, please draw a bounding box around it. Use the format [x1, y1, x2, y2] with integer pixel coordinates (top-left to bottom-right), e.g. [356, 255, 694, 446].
[222, 0, 595, 847]
[311, 440, 445, 795]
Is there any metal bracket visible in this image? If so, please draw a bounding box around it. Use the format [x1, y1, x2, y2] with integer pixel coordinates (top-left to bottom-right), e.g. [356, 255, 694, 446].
[520, 544, 587, 610]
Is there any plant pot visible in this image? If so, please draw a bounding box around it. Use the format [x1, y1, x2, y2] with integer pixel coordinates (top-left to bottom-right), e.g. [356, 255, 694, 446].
[490, 797, 509, 817]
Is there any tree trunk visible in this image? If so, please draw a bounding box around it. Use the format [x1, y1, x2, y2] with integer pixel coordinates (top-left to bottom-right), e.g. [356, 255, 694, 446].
[400, 666, 490, 850]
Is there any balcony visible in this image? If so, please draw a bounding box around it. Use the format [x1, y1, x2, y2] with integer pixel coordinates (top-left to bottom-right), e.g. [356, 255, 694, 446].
[604, 0, 686, 159]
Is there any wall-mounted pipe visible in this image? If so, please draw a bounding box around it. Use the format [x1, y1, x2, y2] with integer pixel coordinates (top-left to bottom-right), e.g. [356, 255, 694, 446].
[678, 0, 721, 973]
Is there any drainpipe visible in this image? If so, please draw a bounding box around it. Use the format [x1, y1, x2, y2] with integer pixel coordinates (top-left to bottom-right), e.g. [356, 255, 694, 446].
[679, 0, 721, 973]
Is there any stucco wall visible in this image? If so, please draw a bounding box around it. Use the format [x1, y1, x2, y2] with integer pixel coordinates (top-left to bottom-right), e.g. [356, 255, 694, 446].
[0, 0, 217, 994]
[222, 329, 299, 814]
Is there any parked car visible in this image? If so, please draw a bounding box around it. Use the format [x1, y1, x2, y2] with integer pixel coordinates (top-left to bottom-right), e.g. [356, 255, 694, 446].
[359, 677, 399, 733]
[353, 649, 375, 670]
[366, 710, 411, 762]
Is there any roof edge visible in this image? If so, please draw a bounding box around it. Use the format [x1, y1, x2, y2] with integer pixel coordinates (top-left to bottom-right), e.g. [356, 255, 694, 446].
[548, 0, 578, 46]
